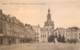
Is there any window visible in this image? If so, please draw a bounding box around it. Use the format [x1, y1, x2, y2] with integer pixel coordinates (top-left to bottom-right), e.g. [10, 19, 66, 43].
[7, 18, 10, 22]
[79, 33, 80, 35]
[41, 35, 42, 37]
[79, 37, 80, 39]
[0, 22, 3, 33]
[2, 16, 5, 20]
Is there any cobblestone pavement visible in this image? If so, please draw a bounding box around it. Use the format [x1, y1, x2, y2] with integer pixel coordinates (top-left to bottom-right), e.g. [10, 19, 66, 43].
[0, 43, 80, 50]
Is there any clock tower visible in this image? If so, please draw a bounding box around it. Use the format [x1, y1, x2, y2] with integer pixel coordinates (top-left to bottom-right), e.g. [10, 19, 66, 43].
[44, 9, 54, 30]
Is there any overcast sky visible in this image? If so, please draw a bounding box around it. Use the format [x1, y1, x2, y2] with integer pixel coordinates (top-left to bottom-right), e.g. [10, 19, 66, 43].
[0, 0, 80, 28]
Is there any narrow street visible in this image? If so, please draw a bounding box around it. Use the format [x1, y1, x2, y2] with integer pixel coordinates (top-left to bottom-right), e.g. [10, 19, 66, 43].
[0, 43, 80, 50]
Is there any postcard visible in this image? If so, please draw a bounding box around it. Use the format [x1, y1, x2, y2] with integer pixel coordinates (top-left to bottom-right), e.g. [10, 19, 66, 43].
[0, 0, 80, 50]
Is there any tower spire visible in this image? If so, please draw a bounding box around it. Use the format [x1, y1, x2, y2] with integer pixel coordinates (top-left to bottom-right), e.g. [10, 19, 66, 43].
[44, 8, 54, 27]
[47, 8, 51, 21]
[48, 8, 50, 13]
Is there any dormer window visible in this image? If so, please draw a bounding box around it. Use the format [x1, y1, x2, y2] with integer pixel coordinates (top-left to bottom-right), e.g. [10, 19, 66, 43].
[7, 17, 10, 22]
[0, 9, 2, 15]
[2, 15, 6, 20]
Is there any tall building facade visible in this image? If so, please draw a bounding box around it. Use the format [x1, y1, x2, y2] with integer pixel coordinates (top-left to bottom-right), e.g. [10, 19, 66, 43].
[0, 9, 35, 45]
[39, 9, 54, 43]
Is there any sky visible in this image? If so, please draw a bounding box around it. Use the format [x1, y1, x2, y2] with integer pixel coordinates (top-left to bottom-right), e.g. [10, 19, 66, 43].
[0, 0, 80, 28]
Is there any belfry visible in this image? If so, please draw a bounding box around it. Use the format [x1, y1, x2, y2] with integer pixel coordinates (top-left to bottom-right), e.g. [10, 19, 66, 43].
[39, 9, 54, 43]
[44, 8, 54, 30]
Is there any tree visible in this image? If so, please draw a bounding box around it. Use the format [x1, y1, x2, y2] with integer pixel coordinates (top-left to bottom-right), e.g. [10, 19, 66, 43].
[48, 35, 55, 43]
[57, 34, 65, 43]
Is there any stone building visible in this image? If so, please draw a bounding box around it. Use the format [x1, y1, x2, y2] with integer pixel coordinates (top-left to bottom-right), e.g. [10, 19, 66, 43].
[53, 28, 66, 42]
[32, 9, 54, 43]
[32, 25, 41, 42]
[53, 27, 80, 43]
[25, 24, 36, 42]
[65, 27, 80, 42]
[39, 28, 48, 43]
[0, 9, 35, 45]
[54, 28, 66, 38]
[39, 9, 54, 43]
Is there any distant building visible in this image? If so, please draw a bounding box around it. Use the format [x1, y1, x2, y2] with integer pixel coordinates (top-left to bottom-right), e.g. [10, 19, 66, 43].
[53, 27, 80, 43]
[25, 24, 36, 42]
[65, 27, 80, 42]
[32, 25, 41, 42]
[54, 28, 66, 38]
[53, 28, 66, 42]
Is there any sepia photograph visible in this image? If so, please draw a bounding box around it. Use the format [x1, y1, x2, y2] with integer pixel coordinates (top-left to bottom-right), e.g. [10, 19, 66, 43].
[0, 0, 80, 50]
